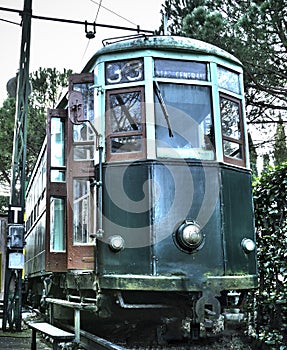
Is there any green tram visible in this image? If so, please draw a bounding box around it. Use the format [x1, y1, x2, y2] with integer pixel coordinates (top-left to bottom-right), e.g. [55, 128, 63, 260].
[24, 36, 257, 344]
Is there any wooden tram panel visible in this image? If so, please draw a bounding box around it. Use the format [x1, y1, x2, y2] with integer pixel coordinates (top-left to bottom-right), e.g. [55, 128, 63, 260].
[46, 108, 68, 272]
[67, 73, 95, 270]
[45, 73, 95, 272]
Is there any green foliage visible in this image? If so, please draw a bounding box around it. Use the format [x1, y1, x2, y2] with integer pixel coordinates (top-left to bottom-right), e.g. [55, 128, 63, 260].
[0, 67, 72, 187]
[273, 115, 287, 166]
[248, 132, 258, 178]
[0, 98, 17, 184]
[30, 67, 73, 111]
[253, 163, 287, 348]
[0, 195, 9, 215]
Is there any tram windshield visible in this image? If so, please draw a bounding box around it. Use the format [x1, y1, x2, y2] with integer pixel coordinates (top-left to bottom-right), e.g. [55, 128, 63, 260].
[154, 83, 215, 160]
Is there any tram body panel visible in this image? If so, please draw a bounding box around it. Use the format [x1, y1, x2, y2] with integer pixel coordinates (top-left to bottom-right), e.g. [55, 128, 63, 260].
[24, 215, 46, 276]
[99, 162, 152, 275]
[152, 161, 223, 281]
[221, 166, 257, 275]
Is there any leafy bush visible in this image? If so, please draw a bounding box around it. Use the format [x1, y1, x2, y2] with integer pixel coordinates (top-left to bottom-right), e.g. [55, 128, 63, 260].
[0, 195, 8, 215]
[252, 162, 287, 349]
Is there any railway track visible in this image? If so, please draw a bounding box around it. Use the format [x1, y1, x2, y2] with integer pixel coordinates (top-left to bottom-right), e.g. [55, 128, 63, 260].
[24, 309, 252, 350]
[60, 325, 252, 350]
[77, 329, 127, 350]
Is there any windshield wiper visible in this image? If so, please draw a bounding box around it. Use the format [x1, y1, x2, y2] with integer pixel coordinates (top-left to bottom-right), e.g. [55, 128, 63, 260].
[153, 81, 174, 138]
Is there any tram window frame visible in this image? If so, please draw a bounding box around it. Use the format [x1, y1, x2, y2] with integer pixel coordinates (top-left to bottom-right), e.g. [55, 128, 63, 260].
[154, 82, 215, 160]
[50, 196, 66, 252]
[72, 178, 94, 246]
[217, 65, 241, 94]
[70, 79, 95, 162]
[49, 115, 66, 183]
[220, 93, 245, 166]
[105, 58, 144, 85]
[154, 58, 209, 81]
[106, 86, 146, 161]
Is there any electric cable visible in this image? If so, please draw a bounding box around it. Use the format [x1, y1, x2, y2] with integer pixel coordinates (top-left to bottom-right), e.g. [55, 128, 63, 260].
[0, 6, 153, 33]
[80, 0, 103, 65]
[89, 0, 137, 26]
[0, 17, 20, 26]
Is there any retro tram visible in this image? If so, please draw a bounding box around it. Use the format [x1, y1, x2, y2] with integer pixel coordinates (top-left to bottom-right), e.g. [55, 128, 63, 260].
[24, 35, 257, 344]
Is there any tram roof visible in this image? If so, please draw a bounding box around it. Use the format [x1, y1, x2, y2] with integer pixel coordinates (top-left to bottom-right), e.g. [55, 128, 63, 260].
[83, 35, 242, 72]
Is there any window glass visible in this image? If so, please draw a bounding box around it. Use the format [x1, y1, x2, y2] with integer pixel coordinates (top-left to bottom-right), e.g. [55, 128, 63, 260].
[51, 118, 65, 166]
[218, 66, 240, 94]
[110, 136, 142, 153]
[73, 83, 94, 160]
[73, 144, 94, 161]
[220, 98, 241, 140]
[106, 88, 145, 158]
[155, 83, 215, 160]
[50, 197, 65, 252]
[155, 59, 208, 81]
[105, 58, 144, 85]
[51, 170, 65, 182]
[223, 140, 242, 159]
[50, 118, 65, 182]
[109, 91, 142, 133]
[73, 179, 93, 245]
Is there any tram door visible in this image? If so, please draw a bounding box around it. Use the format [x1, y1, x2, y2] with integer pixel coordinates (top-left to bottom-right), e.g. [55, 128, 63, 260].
[66, 73, 95, 270]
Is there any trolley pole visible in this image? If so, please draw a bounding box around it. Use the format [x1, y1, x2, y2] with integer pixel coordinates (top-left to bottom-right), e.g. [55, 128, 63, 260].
[2, 0, 32, 332]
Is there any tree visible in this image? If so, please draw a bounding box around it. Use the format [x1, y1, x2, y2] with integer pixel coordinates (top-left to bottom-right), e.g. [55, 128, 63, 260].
[0, 98, 17, 185]
[0, 67, 72, 193]
[262, 153, 271, 173]
[248, 133, 258, 178]
[26, 68, 72, 176]
[160, 0, 287, 154]
[30, 67, 73, 111]
[0, 196, 9, 215]
[273, 115, 287, 166]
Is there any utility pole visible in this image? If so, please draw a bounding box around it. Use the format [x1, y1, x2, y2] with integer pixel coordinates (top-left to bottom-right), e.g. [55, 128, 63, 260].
[2, 0, 32, 332]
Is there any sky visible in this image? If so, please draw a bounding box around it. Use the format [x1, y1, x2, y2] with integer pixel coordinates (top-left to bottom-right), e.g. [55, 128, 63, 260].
[0, 0, 164, 105]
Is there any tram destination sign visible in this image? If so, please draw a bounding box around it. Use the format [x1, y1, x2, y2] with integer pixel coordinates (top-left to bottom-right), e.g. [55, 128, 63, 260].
[154, 59, 208, 81]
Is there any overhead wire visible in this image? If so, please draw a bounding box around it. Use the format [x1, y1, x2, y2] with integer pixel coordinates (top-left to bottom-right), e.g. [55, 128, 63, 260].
[89, 0, 137, 26]
[80, 0, 103, 64]
[94, 0, 103, 23]
[0, 6, 153, 33]
[0, 17, 20, 26]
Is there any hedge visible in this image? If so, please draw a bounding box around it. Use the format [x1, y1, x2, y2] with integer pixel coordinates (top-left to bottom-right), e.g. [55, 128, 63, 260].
[251, 162, 287, 349]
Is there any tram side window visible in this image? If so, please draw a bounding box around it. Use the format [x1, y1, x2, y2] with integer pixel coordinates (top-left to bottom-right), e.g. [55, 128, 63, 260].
[155, 83, 215, 160]
[218, 66, 241, 94]
[220, 94, 245, 165]
[72, 82, 94, 161]
[50, 197, 66, 252]
[106, 87, 145, 160]
[73, 179, 93, 245]
[50, 117, 65, 182]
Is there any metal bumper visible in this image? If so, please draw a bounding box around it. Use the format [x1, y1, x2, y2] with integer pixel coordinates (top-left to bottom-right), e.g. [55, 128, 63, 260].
[96, 274, 258, 292]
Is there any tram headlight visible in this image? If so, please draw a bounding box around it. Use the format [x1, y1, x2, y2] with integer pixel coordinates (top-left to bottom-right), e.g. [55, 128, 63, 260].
[174, 221, 205, 253]
[241, 238, 256, 253]
[108, 235, 125, 252]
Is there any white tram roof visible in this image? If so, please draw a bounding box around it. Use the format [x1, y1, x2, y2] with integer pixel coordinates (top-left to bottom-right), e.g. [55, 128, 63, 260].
[83, 35, 242, 72]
